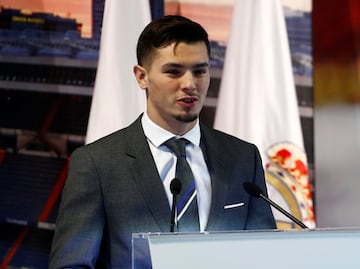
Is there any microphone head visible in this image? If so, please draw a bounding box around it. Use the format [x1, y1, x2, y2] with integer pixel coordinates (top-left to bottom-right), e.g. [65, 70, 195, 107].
[243, 182, 264, 198]
[170, 178, 182, 195]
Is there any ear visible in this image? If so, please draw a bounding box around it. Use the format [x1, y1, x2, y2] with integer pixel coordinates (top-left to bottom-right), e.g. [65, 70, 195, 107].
[133, 64, 148, 89]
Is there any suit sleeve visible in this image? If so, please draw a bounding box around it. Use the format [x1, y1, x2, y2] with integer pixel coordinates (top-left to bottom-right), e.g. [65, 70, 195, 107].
[245, 145, 277, 230]
[49, 147, 105, 268]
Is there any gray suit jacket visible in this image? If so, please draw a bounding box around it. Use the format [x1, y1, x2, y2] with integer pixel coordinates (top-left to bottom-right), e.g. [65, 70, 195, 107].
[50, 116, 275, 268]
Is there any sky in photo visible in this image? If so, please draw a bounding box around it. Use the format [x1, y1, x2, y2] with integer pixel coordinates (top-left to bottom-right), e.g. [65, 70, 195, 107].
[0, 0, 92, 37]
[166, 0, 311, 44]
[166, 0, 311, 11]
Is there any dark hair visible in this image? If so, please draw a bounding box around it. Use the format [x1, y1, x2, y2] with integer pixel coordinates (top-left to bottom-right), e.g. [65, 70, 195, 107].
[136, 15, 210, 67]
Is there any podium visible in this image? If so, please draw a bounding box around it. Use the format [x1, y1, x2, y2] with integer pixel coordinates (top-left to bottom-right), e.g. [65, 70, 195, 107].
[132, 228, 360, 268]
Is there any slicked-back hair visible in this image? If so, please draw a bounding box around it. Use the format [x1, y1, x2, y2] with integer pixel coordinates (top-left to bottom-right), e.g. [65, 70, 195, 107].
[136, 15, 210, 68]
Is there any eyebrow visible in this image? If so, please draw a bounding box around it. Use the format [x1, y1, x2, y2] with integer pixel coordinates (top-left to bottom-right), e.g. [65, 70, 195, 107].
[162, 62, 209, 69]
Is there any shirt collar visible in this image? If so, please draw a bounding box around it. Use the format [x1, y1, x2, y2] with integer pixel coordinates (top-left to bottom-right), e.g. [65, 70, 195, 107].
[141, 112, 201, 147]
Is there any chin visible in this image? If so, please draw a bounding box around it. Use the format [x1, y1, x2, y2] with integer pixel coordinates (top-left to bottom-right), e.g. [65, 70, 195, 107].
[175, 114, 198, 123]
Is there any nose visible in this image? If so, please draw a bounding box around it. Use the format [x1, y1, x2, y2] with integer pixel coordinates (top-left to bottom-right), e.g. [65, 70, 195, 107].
[180, 71, 196, 91]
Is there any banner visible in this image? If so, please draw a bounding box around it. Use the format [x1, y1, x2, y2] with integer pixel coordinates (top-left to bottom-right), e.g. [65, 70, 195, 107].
[214, 0, 315, 228]
[86, 0, 151, 144]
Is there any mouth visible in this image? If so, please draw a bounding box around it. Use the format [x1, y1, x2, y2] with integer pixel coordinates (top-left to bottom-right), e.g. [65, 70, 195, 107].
[178, 96, 199, 105]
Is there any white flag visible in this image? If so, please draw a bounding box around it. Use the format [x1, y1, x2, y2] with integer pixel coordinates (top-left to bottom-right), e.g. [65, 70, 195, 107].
[86, 0, 151, 144]
[214, 0, 315, 228]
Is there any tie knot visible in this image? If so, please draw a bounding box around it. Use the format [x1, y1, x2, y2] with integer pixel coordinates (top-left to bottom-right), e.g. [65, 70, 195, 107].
[164, 137, 189, 157]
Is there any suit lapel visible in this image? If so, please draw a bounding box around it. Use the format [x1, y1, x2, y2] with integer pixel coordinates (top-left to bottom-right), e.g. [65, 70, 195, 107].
[124, 117, 171, 232]
[201, 125, 247, 231]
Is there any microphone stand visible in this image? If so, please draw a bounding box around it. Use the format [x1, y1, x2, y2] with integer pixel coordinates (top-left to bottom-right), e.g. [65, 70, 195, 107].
[170, 194, 177, 232]
[243, 181, 308, 229]
[259, 193, 308, 229]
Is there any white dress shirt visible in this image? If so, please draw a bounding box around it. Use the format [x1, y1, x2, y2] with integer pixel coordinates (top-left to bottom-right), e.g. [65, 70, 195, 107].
[141, 112, 211, 231]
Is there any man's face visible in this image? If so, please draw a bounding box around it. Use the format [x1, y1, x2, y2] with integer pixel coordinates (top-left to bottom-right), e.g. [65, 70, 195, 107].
[134, 41, 210, 135]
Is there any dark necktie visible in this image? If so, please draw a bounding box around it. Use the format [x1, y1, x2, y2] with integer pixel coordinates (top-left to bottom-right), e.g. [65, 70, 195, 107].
[164, 137, 200, 232]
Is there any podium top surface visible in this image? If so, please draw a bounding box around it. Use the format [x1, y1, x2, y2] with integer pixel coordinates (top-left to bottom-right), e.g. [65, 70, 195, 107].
[133, 226, 360, 240]
[132, 228, 360, 269]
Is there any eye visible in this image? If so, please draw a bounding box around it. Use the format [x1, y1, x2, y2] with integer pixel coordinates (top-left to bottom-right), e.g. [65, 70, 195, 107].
[165, 69, 181, 75]
[193, 68, 208, 76]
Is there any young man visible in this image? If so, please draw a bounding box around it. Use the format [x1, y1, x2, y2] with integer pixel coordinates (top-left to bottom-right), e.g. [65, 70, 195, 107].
[50, 15, 275, 268]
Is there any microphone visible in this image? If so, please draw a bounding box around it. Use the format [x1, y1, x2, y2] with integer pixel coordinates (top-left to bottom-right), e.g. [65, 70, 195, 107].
[170, 178, 182, 232]
[243, 182, 308, 229]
